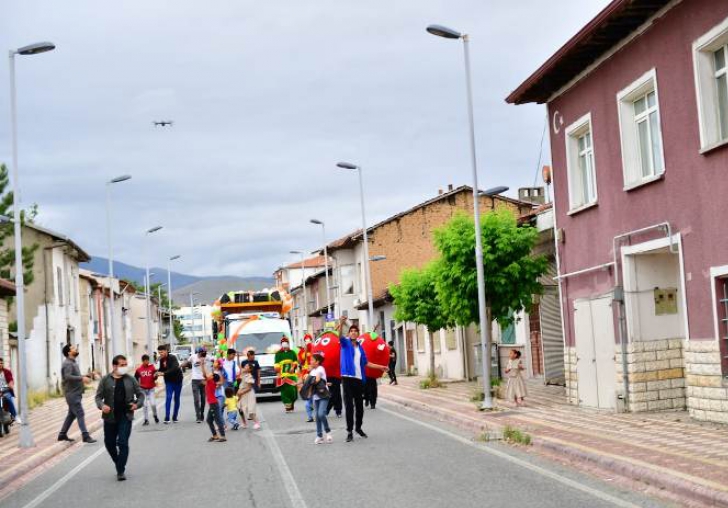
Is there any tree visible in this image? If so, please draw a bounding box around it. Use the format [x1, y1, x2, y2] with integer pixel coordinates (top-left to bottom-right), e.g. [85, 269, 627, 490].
[390, 261, 453, 376]
[433, 209, 547, 329]
[0, 163, 40, 312]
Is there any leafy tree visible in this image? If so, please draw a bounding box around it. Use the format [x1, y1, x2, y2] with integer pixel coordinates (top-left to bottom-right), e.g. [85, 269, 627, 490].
[390, 262, 453, 376]
[0, 163, 40, 310]
[433, 210, 547, 328]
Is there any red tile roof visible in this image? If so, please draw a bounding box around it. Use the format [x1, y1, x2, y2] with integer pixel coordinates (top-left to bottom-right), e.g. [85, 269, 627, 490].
[284, 255, 327, 270]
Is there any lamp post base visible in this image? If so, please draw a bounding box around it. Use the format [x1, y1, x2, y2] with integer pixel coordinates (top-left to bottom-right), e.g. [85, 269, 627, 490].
[19, 422, 36, 448]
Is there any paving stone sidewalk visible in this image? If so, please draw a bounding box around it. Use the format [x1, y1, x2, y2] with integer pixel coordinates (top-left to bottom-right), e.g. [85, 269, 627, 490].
[379, 376, 728, 508]
[0, 380, 166, 500]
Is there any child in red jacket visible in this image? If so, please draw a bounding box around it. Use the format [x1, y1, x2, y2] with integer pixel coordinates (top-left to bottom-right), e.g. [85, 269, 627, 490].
[135, 355, 159, 425]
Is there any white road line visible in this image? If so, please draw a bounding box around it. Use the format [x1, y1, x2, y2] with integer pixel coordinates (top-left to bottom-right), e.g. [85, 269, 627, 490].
[379, 405, 641, 508]
[256, 407, 308, 508]
[20, 381, 189, 508]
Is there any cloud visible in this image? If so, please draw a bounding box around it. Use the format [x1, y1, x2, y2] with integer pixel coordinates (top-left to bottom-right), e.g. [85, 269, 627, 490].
[0, 0, 609, 276]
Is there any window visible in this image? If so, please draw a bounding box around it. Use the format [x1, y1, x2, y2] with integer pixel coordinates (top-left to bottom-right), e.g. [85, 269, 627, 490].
[340, 265, 355, 295]
[617, 69, 665, 188]
[716, 277, 728, 377]
[693, 17, 728, 151]
[565, 113, 598, 212]
[57, 267, 64, 306]
[445, 328, 458, 351]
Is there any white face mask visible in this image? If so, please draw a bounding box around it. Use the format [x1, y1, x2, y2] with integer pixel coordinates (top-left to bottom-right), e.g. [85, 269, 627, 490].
[116, 366, 129, 376]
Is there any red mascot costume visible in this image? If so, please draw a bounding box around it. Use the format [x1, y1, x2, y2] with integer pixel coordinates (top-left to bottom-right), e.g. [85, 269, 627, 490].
[313, 331, 342, 417]
[360, 332, 390, 409]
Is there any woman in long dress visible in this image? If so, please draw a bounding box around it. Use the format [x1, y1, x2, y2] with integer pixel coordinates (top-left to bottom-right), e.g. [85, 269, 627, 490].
[505, 349, 527, 406]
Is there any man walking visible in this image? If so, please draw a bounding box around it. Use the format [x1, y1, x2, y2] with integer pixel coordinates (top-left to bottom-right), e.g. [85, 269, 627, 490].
[222, 349, 238, 389]
[388, 341, 398, 385]
[338, 319, 388, 443]
[134, 354, 159, 425]
[58, 345, 96, 443]
[155, 345, 183, 423]
[95, 355, 144, 481]
[0, 358, 17, 423]
[186, 347, 210, 423]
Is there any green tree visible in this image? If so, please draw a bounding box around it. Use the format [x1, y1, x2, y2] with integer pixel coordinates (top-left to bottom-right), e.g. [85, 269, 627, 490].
[0, 163, 40, 311]
[433, 210, 547, 329]
[390, 262, 453, 376]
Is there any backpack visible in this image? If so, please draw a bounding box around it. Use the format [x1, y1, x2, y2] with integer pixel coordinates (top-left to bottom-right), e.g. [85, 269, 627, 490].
[300, 376, 316, 400]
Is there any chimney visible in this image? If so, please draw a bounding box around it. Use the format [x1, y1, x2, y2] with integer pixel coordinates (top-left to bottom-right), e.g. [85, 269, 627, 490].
[447, 184, 454, 192]
[438, 189, 444, 195]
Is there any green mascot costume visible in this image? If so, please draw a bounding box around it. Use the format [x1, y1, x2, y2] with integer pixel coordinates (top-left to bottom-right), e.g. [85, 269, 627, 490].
[274, 336, 298, 412]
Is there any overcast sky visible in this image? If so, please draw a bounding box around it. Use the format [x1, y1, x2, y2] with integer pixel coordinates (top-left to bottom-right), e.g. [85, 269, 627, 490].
[0, 0, 609, 277]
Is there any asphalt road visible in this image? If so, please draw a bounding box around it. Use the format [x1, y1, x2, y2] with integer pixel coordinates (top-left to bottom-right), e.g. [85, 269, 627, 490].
[2, 384, 671, 508]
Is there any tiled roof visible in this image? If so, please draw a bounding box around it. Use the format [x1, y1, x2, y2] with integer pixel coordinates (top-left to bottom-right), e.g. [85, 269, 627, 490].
[283, 255, 327, 270]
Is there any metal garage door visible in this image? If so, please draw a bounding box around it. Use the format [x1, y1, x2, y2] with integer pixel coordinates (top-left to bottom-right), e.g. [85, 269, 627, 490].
[540, 287, 565, 385]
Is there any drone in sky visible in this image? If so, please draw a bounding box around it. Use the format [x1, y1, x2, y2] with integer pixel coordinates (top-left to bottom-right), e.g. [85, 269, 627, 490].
[153, 120, 174, 127]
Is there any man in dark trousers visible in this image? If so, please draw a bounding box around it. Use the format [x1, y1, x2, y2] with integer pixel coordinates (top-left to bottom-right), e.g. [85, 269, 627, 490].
[95, 354, 144, 481]
[58, 345, 96, 443]
[155, 345, 183, 423]
[337, 318, 388, 443]
[388, 341, 398, 385]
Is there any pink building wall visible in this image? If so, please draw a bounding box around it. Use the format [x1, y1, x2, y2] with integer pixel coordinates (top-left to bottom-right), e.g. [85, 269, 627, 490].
[548, 0, 728, 346]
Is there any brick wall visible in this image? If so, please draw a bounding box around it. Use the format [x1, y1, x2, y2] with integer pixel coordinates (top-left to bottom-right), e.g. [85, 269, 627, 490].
[564, 347, 578, 404]
[615, 339, 686, 412]
[685, 340, 728, 424]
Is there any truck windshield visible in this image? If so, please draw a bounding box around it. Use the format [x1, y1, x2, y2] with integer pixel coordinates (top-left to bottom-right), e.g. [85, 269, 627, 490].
[235, 332, 284, 352]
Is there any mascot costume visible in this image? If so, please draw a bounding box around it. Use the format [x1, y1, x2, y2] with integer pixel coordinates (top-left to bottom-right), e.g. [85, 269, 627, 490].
[274, 337, 299, 412]
[298, 334, 315, 421]
[360, 332, 390, 409]
[313, 331, 342, 417]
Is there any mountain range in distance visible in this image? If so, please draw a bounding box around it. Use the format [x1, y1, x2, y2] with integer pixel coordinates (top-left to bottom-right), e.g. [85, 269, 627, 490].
[81, 256, 274, 306]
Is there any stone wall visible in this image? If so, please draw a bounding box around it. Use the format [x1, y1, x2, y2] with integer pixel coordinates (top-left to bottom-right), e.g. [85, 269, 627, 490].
[564, 347, 578, 405]
[615, 339, 686, 412]
[685, 340, 728, 424]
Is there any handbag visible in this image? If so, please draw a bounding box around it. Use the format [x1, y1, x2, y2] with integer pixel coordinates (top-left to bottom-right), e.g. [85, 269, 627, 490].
[300, 376, 315, 400]
[314, 378, 330, 400]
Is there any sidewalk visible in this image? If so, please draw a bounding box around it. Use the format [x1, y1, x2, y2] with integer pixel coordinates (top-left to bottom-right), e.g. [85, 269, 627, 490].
[0, 381, 165, 501]
[379, 376, 728, 508]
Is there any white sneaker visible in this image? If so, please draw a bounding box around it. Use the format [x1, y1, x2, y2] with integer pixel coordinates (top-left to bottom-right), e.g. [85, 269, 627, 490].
[314, 437, 324, 445]
[325, 433, 333, 443]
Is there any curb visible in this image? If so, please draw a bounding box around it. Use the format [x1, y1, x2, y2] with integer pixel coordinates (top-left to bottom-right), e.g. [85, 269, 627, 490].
[380, 393, 728, 508]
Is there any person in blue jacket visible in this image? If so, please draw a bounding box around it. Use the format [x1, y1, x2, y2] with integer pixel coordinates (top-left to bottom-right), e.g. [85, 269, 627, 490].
[337, 317, 389, 443]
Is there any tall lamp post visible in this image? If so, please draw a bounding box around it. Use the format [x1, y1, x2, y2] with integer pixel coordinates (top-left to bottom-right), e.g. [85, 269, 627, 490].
[105, 174, 131, 357]
[309, 219, 332, 320]
[426, 24, 496, 409]
[157, 282, 167, 345]
[167, 255, 181, 348]
[336, 162, 374, 331]
[144, 226, 163, 354]
[9, 41, 56, 448]
[290, 250, 308, 341]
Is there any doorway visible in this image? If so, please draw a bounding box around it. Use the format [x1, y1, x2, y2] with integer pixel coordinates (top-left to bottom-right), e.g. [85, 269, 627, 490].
[573, 294, 617, 409]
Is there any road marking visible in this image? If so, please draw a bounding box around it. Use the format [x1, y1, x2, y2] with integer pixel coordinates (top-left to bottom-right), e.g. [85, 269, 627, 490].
[19, 381, 189, 508]
[379, 405, 642, 508]
[256, 407, 308, 508]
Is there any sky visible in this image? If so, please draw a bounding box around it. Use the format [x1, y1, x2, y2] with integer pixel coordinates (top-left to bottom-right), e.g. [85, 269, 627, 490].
[0, 0, 610, 277]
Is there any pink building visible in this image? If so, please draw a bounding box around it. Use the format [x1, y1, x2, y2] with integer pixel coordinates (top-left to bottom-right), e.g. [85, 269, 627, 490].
[508, 0, 728, 424]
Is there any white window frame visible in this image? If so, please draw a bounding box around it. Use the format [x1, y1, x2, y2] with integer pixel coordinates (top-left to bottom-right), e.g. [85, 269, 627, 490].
[693, 15, 728, 153]
[617, 69, 666, 190]
[564, 112, 598, 214]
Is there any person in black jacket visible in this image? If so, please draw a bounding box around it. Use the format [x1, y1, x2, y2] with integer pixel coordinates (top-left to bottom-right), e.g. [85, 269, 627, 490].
[388, 341, 398, 385]
[155, 345, 183, 423]
[95, 354, 144, 481]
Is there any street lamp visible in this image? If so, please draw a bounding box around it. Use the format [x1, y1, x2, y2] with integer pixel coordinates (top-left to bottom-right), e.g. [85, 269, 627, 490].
[427, 24, 494, 410]
[336, 162, 375, 331]
[370, 255, 387, 262]
[310, 219, 332, 321]
[105, 174, 131, 358]
[290, 250, 308, 341]
[167, 255, 181, 348]
[8, 40, 56, 448]
[144, 226, 163, 354]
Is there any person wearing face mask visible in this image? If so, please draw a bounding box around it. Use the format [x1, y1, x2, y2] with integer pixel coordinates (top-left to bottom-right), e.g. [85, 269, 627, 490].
[57, 344, 96, 443]
[274, 336, 298, 413]
[95, 355, 144, 481]
[298, 334, 315, 422]
[336, 317, 388, 443]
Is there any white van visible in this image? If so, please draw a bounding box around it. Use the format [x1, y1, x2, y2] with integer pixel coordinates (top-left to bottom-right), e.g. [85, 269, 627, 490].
[226, 312, 291, 397]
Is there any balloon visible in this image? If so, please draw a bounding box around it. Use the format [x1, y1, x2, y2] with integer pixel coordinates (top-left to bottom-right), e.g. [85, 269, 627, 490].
[312, 331, 341, 378]
[360, 332, 390, 379]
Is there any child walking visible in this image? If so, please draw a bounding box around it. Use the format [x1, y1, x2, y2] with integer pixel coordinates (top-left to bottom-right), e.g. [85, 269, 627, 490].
[309, 353, 332, 445]
[225, 387, 239, 430]
[237, 364, 260, 430]
[135, 354, 159, 425]
[203, 361, 226, 442]
[505, 349, 527, 406]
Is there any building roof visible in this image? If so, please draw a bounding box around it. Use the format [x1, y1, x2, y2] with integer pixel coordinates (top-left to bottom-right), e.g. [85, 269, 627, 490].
[506, 0, 673, 105]
[355, 288, 393, 310]
[0, 278, 16, 296]
[323, 186, 532, 253]
[283, 255, 327, 270]
[26, 222, 91, 262]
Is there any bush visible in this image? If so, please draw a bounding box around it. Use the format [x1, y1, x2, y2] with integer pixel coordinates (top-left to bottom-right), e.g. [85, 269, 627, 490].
[27, 389, 63, 410]
[502, 425, 532, 446]
[419, 373, 444, 390]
